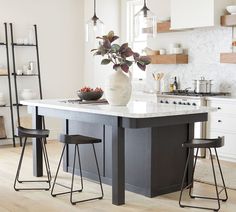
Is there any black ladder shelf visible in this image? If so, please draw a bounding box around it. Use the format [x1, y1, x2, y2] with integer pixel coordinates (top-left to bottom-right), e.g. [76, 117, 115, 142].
[0, 23, 15, 147]
[9, 23, 44, 146]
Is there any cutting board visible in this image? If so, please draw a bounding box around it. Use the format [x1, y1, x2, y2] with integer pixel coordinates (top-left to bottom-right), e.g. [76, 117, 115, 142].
[0, 116, 7, 139]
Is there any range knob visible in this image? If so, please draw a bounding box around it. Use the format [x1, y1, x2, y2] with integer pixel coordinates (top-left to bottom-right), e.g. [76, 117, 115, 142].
[187, 102, 191, 105]
[160, 100, 164, 103]
[173, 101, 177, 104]
[178, 102, 182, 105]
[183, 103, 186, 105]
[165, 101, 169, 104]
[192, 103, 197, 106]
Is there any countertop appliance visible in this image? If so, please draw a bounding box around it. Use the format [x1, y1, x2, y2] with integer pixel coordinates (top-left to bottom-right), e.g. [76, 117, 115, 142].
[157, 90, 230, 157]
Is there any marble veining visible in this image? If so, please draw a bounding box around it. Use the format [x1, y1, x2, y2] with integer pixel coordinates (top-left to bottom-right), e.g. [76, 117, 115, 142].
[147, 27, 236, 95]
[21, 99, 214, 119]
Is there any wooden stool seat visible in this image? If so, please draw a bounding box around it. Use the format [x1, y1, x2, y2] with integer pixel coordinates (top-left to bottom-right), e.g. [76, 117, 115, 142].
[182, 137, 224, 149]
[17, 126, 49, 138]
[60, 134, 101, 145]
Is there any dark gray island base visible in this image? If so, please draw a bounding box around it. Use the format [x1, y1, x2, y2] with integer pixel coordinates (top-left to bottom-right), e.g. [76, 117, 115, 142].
[22, 99, 210, 205]
[66, 114, 206, 198]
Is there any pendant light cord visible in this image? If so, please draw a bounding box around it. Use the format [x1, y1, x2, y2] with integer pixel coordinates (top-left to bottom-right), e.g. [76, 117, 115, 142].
[144, 0, 147, 7]
[93, 0, 97, 16]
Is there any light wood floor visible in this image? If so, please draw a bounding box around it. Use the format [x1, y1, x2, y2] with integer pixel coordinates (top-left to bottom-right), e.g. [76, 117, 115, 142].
[0, 141, 236, 212]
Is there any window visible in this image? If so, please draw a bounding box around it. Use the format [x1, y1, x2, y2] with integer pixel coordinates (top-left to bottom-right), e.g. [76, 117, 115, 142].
[126, 0, 147, 80]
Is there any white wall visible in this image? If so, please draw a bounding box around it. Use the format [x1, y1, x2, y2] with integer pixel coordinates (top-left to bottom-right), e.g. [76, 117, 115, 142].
[0, 0, 84, 142]
[83, 0, 121, 88]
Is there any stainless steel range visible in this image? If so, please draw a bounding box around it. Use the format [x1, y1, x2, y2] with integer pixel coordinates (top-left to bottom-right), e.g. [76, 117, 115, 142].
[157, 91, 230, 157]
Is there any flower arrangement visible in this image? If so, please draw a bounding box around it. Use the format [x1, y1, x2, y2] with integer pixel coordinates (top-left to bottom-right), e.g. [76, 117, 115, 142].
[91, 31, 151, 73]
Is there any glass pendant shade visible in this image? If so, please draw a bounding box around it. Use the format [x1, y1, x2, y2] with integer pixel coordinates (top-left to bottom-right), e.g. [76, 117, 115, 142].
[134, 0, 157, 41]
[86, 0, 104, 42]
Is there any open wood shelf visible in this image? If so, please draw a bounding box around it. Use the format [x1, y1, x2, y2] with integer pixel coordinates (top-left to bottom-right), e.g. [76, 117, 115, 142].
[220, 53, 236, 63]
[143, 21, 173, 33]
[221, 14, 236, 26]
[149, 54, 188, 64]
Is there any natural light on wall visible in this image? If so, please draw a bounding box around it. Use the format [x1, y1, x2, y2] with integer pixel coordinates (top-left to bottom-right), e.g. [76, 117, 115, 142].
[127, 0, 150, 80]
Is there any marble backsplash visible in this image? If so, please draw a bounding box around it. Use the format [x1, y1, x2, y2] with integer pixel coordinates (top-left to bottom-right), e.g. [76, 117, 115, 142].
[144, 26, 236, 96]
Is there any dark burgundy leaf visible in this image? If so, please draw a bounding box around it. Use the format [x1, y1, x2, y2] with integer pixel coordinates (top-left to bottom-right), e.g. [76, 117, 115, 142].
[119, 43, 129, 53]
[103, 39, 111, 49]
[110, 36, 119, 43]
[137, 62, 146, 71]
[113, 64, 120, 70]
[122, 47, 133, 57]
[121, 64, 129, 73]
[133, 52, 140, 60]
[139, 56, 151, 65]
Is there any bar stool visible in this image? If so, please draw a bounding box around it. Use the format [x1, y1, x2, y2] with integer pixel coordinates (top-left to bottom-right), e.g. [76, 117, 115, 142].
[51, 134, 104, 205]
[179, 137, 228, 211]
[14, 126, 51, 191]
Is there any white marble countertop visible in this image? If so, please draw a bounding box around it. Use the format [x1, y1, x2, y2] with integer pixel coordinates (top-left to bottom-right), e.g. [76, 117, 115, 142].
[20, 99, 214, 119]
[206, 96, 236, 102]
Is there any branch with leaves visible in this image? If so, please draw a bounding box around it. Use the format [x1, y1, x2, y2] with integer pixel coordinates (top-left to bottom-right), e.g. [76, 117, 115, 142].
[91, 31, 151, 73]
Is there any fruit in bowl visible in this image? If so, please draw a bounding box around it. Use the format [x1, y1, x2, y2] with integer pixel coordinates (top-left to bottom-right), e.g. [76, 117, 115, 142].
[77, 86, 103, 101]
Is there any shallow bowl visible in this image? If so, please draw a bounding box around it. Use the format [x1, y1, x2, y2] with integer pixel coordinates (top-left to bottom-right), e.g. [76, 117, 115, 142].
[77, 91, 103, 101]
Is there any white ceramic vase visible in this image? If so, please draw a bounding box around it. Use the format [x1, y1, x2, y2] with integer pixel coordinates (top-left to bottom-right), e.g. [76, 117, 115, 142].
[105, 68, 132, 106]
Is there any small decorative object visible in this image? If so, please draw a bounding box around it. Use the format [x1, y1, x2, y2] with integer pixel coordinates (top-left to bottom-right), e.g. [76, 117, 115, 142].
[16, 69, 23, 75]
[91, 31, 150, 106]
[152, 73, 164, 93]
[143, 47, 159, 55]
[226, 5, 236, 15]
[232, 40, 236, 53]
[20, 89, 36, 100]
[77, 86, 103, 101]
[159, 48, 166, 55]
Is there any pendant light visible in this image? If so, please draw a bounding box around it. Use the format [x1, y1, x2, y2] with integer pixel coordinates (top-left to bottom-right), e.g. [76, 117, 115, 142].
[86, 0, 104, 42]
[134, 0, 157, 41]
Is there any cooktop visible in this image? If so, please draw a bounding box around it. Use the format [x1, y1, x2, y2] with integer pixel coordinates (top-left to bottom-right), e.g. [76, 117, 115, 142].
[162, 90, 230, 97]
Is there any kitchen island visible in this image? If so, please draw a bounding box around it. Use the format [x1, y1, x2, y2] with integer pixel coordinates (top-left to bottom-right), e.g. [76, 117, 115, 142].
[21, 99, 212, 206]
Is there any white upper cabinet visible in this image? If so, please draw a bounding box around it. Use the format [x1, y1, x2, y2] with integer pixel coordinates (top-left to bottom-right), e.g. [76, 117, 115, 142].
[171, 0, 231, 30]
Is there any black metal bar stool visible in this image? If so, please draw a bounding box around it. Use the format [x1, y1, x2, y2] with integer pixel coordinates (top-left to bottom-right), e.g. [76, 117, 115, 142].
[14, 126, 51, 191]
[51, 134, 104, 205]
[179, 137, 228, 211]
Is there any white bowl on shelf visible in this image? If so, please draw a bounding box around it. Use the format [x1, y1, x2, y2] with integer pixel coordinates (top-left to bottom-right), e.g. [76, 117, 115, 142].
[20, 89, 36, 100]
[226, 5, 236, 15]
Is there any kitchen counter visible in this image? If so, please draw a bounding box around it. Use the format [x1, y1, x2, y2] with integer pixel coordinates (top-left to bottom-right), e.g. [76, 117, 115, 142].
[21, 98, 211, 205]
[21, 99, 213, 119]
[206, 96, 236, 102]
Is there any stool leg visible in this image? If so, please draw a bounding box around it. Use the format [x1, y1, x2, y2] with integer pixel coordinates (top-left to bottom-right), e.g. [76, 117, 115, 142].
[179, 148, 191, 208]
[92, 143, 104, 199]
[214, 148, 228, 202]
[42, 138, 52, 180]
[51, 144, 66, 197]
[70, 144, 104, 205]
[70, 144, 77, 205]
[76, 145, 83, 191]
[41, 139, 51, 190]
[14, 137, 27, 191]
[51, 144, 82, 198]
[189, 148, 199, 198]
[209, 148, 221, 211]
